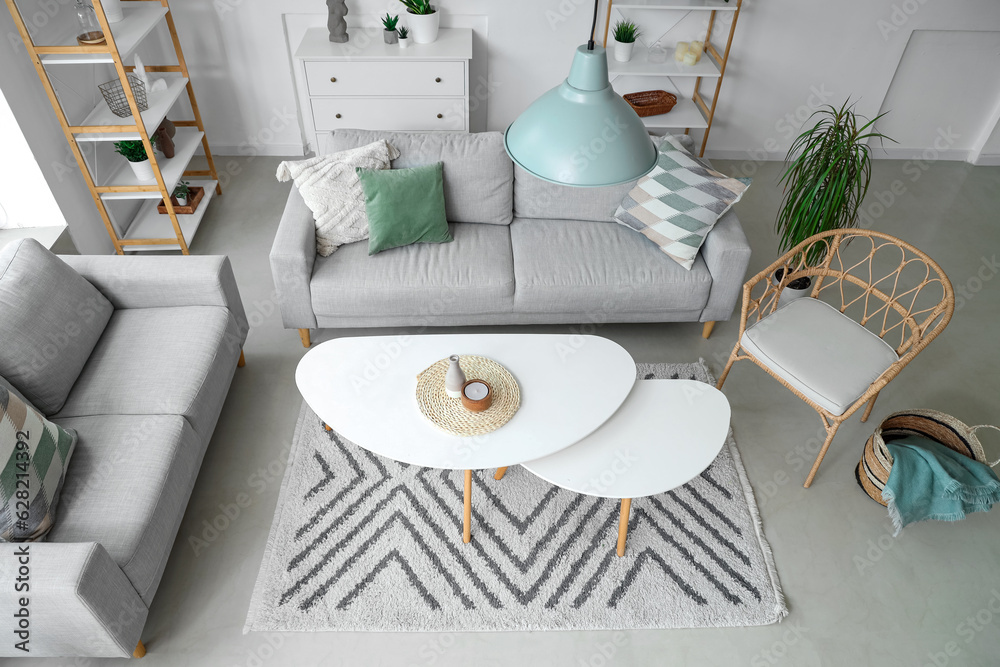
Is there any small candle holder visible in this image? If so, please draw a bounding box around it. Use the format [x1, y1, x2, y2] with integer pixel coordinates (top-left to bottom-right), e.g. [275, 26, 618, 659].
[460, 379, 492, 412]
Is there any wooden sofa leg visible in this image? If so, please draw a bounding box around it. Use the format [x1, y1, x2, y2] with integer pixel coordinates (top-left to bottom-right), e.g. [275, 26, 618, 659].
[702, 321, 716, 339]
[299, 329, 311, 348]
[238, 350, 246, 367]
[133, 640, 146, 658]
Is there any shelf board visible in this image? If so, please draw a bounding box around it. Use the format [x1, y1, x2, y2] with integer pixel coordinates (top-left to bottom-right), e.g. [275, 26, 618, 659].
[609, 44, 720, 78]
[76, 77, 188, 141]
[100, 128, 203, 200]
[122, 180, 217, 251]
[638, 97, 707, 129]
[612, 0, 738, 10]
[38, 3, 168, 65]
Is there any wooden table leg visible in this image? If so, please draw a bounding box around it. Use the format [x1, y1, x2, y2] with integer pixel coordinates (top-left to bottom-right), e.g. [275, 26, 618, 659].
[324, 423, 332, 432]
[617, 498, 632, 557]
[493, 466, 508, 481]
[133, 640, 146, 658]
[463, 470, 472, 543]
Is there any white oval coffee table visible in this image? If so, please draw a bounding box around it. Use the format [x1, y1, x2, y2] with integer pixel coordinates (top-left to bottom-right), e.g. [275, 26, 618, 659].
[521, 379, 731, 556]
[295, 333, 636, 543]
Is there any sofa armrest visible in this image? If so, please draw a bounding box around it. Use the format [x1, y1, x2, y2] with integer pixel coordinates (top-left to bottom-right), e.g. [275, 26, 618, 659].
[269, 185, 318, 329]
[59, 254, 249, 343]
[700, 210, 752, 322]
[0, 542, 147, 657]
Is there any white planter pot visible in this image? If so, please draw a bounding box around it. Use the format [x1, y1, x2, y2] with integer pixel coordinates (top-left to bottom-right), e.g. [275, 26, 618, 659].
[127, 159, 155, 182]
[407, 8, 439, 44]
[772, 270, 812, 309]
[176, 196, 188, 207]
[614, 40, 635, 63]
[398, 36, 409, 49]
[101, 0, 124, 23]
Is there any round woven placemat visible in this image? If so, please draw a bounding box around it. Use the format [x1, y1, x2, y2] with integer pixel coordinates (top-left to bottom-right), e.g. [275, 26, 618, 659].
[415, 356, 520, 437]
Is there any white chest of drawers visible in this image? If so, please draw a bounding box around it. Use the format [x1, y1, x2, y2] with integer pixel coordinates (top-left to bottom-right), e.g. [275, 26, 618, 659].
[294, 27, 473, 154]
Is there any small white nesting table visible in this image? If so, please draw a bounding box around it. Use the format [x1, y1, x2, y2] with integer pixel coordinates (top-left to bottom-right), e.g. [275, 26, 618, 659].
[522, 379, 731, 556]
[295, 333, 637, 543]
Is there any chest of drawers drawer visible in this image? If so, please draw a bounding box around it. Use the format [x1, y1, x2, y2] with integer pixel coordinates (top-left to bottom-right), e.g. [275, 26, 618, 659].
[311, 97, 466, 132]
[305, 60, 465, 97]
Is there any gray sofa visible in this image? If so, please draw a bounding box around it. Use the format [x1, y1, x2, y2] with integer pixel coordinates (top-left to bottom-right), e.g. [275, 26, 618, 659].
[0, 239, 248, 658]
[270, 130, 751, 346]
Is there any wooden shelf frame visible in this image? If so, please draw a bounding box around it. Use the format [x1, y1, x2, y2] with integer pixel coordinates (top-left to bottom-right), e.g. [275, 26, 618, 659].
[601, 0, 743, 157]
[4, 0, 221, 254]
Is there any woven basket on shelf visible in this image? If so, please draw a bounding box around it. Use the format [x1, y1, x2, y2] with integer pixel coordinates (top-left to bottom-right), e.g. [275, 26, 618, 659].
[856, 409, 1000, 506]
[623, 90, 677, 117]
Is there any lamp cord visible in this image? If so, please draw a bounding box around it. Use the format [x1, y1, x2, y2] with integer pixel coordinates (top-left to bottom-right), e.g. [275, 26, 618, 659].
[587, 0, 598, 50]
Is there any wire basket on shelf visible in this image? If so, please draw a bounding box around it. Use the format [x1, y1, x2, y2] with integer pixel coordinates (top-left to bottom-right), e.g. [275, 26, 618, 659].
[99, 74, 148, 118]
[623, 90, 677, 117]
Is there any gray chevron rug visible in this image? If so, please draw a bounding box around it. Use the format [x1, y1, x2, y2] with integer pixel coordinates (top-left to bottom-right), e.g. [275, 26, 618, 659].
[245, 361, 786, 632]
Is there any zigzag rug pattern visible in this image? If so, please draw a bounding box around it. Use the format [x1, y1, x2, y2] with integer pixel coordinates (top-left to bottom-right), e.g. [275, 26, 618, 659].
[245, 362, 786, 631]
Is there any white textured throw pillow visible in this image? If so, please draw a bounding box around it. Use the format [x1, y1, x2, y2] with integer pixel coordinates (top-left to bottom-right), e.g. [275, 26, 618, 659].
[276, 140, 400, 256]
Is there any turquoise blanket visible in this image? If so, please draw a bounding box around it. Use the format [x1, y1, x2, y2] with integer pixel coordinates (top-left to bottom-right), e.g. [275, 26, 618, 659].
[882, 435, 1000, 535]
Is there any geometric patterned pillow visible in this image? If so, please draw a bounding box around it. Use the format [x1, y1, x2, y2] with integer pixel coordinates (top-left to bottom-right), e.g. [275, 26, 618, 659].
[0, 384, 77, 542]
[613, 135, 751, 270]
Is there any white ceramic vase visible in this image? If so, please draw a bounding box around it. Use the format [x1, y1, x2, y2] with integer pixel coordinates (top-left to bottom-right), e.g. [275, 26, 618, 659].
[614, 40, 635, 63]
[101, 0, 124, 23]
[407, 8, 439, 44]
[127, 159, 155, 182]
[176, 195, 188, 207]
[444, 354, 466, 398]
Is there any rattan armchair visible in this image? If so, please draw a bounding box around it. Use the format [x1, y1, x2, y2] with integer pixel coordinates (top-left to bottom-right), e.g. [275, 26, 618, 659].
[717, 229, 955, 487]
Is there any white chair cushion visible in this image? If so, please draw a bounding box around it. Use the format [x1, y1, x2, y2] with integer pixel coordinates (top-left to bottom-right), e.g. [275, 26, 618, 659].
[740, 298, 899, 416]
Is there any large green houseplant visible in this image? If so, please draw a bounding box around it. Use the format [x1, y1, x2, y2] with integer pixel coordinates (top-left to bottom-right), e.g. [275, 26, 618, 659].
[773, 101, 893, 297]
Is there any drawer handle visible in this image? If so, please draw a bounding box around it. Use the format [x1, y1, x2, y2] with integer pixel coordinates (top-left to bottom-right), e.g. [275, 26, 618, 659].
[436, 113, 443, 119]
[330, 77, 337, 82]
[335, 113, 342, 119]
[435, 77, 441, 83]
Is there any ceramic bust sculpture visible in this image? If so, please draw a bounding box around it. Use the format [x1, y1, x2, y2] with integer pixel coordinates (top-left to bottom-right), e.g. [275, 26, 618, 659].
[445, 355, 466, 398]
[326, 0, 349, 43]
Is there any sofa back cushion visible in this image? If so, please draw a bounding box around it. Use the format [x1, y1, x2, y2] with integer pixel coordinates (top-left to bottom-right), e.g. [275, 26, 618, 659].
[329, 129, 514, 225]
[513, 133, 695, 221]
[0, 239, 114, 415]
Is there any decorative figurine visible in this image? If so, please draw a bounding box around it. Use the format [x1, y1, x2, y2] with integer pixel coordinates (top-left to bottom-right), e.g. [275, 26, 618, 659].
[327, 0, 349, 43]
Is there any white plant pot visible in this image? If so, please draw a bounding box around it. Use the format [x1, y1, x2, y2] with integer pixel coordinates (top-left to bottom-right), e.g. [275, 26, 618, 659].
[398, 36, 409, 49]
[176, 196, 188, 207]
[772, 270, 812, 309]
[614, 40, 635, 63]
[407, 8, 439, 44]
[127, 159, 155, 182]
[101, 0, 124, 23]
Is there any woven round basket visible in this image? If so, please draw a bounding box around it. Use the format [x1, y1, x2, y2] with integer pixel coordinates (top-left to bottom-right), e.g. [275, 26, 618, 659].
[856, 409, 1000, 506]
[415, 355, 520, 437]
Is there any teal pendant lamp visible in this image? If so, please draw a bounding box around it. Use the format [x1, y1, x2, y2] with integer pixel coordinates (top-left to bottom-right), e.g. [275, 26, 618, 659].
[504, 0, 656, 187]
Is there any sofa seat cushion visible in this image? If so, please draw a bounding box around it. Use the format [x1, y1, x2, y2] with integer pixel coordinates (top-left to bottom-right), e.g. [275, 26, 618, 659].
[740, 298, 899, 416]
[0, 238, 114, 415]
[510, 218, 712, 314]
[310, 222, 515, 318]
[330, 129, 514, 225]
[47, 414, 204, 602]
[53, 306, 241, 437]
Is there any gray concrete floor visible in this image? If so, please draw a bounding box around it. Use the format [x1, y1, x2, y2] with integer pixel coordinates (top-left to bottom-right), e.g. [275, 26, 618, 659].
[28, 156, 1000, 666]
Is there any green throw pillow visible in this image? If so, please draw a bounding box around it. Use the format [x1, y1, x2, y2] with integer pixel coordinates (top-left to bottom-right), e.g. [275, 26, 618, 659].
[356, 162, 452, 255]
[1, 383, 77, 542]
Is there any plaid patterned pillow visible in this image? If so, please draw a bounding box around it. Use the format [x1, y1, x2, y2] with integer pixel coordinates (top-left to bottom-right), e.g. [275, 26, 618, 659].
[613, 135, 751, 270]
[0, 384, 77, 542]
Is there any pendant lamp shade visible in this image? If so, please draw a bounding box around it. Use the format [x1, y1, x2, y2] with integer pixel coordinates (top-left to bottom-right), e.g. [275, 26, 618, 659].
[504, 45, 657, 188]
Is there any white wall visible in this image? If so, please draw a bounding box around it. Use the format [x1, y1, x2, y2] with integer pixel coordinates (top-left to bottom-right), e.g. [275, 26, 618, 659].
[0, 85, 65, 229]
[4, 0, 1000, 253]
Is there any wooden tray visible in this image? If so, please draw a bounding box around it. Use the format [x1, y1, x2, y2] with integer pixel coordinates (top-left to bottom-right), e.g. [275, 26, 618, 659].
[157, 186, 205, 215]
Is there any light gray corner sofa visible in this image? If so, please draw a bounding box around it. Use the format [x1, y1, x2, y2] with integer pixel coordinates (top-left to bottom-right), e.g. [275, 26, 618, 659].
[0, 239, 249, 658]
[270, 129, 751, 347]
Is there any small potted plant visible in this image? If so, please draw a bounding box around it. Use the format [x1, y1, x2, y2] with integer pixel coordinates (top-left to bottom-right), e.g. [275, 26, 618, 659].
[113, 139, 155, 182]
[381, 13, 399, 44]
[397, 25, 409, 49]
[774, 101, 893, 305]
[399, 0, 438, 44]
[612, 19, 640, 63]
[173, 180, 191, 207]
